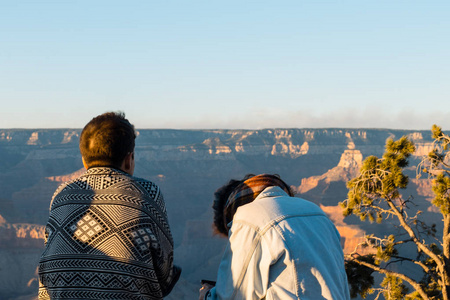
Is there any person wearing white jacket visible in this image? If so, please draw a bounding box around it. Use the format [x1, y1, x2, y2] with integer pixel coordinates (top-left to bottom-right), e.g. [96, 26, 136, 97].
[200, 174, 350, 300]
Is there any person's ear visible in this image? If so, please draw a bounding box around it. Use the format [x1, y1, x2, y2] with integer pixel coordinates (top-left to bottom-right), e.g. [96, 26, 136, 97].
[121, 152, 135, 175]
[82, 157, 89, 170]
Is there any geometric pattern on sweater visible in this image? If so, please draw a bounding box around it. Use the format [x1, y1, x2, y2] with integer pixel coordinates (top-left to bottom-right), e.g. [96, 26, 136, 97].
[39, 290, 162, 300]
[38, 167, 179, 300]
[65, 209, 108, 248]
[49, 190, 172, 243]
[39, 256, 158, 278]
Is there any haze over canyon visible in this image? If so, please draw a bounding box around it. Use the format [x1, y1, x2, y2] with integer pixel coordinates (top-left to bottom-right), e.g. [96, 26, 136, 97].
[0, 128, 439, 299]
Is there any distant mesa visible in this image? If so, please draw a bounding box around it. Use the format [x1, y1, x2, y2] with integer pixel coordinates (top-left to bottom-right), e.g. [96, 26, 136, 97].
[0, 129, 81, 146]
[62, 131, 79, 144]
[27, 132, 40, 145]
[202, 138, 232, 155]
[271, 141, 309, 157]
[337, 149, 363, 169]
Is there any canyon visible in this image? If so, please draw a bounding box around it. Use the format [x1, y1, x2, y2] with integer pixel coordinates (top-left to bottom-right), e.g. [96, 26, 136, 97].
[0, 128, 439, 299]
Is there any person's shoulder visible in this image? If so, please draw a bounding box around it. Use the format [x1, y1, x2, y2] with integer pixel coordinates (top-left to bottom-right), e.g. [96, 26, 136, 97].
[130, 175, 162, 198]
[289, 196, 324, 211]
[49, 172, 89, 208]
[130, 175, 159, 189]
[235, 194, 326, 224]
[274, 195, 328, 218]
[129, 176, 167, 212]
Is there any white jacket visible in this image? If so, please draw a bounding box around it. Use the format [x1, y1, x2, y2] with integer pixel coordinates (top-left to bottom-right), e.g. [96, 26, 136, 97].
[206, 186, 350, 300]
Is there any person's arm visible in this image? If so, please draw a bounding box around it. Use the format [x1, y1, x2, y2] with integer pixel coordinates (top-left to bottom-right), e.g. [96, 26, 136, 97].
[151, 192, 182, 296]
[136, 180, 182, 297]
[204, 221, 278, 300]
[151, 226, 181, 296]
[160, 264, 182, 296]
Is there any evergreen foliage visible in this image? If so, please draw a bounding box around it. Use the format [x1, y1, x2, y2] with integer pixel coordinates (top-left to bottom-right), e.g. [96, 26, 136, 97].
[341, 125, 450, 300]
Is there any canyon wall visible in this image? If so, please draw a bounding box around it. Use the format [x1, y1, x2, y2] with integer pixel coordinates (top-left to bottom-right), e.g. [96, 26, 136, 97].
[0, 128, 438, 299]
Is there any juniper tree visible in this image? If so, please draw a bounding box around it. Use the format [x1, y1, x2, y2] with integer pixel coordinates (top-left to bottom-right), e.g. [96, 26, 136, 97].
[341, 126, 450, 300]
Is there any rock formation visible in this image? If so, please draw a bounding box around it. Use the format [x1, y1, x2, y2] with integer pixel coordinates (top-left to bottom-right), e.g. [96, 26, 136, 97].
[0, 128, 439, 299]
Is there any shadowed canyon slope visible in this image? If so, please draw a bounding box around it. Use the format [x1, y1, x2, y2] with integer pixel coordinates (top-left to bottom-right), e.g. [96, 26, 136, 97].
[0, 128, 439, 299]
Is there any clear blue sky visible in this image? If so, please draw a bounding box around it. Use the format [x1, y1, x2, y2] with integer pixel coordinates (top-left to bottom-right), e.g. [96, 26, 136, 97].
[1, 1, 449, 130]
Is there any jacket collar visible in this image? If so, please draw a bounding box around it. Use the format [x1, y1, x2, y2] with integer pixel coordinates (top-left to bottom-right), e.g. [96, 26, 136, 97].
[255, 186, 289, 201]
[226, 186, 290, 230]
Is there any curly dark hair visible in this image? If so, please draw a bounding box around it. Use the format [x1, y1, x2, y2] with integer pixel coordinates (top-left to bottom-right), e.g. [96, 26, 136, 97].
[212, 174, 255, 236]
[79, 112, 136, 169]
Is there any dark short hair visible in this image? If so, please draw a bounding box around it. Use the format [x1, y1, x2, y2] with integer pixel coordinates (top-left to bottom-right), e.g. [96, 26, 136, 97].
[79, 112, 136, 169]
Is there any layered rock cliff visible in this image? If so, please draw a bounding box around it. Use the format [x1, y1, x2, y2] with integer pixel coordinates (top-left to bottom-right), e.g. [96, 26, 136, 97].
[0, 128, 438, 300]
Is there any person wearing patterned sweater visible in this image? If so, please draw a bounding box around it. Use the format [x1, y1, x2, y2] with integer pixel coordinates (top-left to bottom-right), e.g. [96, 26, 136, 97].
[38, 112, 181, 300]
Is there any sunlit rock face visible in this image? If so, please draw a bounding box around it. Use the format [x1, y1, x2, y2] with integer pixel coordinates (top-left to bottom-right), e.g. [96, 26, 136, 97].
[0, 223, 45, 249]
[320, 205, 373, 255]
[0, 127, 438, 300]
[296, 149, 363, 195]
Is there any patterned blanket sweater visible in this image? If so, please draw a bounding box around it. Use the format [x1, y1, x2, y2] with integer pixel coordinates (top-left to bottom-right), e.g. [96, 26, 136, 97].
[38, 167, 181, 300]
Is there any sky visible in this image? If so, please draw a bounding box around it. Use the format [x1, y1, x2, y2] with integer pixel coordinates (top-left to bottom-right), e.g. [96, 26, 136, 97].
[1, 1, 449, 130]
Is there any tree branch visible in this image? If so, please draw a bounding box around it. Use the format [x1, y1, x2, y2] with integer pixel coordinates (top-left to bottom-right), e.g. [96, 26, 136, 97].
[347, 255, 430, 300]
[385, 198, 445, 276]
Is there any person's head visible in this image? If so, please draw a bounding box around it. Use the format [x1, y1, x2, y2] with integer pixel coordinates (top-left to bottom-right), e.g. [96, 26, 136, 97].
[212, 174, 293, 236]
[79, 112, 136, 174]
